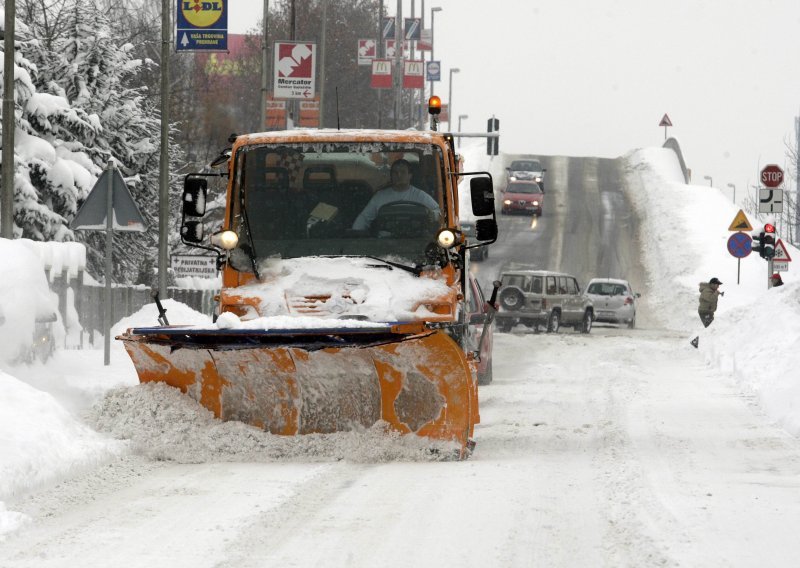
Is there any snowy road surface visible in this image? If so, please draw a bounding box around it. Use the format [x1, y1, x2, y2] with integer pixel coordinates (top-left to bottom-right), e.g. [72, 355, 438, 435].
[4, 326, 800, 567]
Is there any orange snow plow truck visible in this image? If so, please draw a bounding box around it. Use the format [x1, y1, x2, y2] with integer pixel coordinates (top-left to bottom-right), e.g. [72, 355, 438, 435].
[118, 103, 498, 458]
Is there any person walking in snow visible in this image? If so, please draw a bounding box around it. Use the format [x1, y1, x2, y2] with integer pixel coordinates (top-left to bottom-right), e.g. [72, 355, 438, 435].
[697, 277, 723, 328]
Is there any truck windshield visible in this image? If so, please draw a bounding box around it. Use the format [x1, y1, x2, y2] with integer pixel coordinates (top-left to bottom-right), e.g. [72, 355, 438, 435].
[229, 142, 446, 266]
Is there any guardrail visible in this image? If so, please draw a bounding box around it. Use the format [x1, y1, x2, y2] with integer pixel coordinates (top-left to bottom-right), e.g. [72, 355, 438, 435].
[662, 137, 691, 184]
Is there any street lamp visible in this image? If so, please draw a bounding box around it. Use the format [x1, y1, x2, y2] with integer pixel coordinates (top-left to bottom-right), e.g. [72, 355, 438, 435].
[429, 7, 442, 97]
[448, 67, 460, 131]
[704, 175, 713, 187]
[727, 183, 736, 203]
[457, 114, 468, 147]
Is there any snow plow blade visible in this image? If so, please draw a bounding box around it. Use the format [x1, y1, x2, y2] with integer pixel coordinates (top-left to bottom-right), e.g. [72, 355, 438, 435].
[118, 326, 478, 458]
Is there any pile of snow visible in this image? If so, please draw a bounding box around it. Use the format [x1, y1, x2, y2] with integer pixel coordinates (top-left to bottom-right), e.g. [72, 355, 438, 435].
[625, 147, 800, 433]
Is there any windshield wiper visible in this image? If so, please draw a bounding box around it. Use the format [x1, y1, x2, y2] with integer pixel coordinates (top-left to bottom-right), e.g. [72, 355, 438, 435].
[360, 256, 423, 276]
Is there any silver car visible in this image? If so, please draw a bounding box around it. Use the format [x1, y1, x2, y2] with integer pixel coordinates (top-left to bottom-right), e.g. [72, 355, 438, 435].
[584, 278, 640, 328]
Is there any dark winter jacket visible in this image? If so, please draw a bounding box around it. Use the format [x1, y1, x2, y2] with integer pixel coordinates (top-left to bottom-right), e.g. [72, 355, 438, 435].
[698, 282, 720, 313]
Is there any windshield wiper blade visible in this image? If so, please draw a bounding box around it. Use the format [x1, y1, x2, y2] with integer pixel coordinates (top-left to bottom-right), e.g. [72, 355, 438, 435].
[360, 256, 422, 276]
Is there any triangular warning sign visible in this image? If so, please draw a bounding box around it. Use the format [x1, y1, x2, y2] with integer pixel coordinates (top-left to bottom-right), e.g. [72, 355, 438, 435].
[773, 239, 792, 262]
[659, 113, 673, 127]
[728, 209, 753, 232]
[71, 168, 146, 232]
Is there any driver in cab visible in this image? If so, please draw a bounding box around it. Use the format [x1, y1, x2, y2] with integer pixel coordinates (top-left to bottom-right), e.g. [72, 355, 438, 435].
[351, 159, 440, 231]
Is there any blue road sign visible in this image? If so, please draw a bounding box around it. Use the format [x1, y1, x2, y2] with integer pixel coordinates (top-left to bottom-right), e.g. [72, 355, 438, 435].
[727, 232, 752, 258]
[426, 60, 441, 82]
[176, 0, 228, 51]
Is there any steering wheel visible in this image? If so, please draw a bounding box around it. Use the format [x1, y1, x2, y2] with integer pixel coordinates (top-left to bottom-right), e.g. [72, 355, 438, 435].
[372, 201, 437, 238]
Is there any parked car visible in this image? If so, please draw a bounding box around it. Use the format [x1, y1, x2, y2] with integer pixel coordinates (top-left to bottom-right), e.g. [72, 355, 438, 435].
[461, 220, 488, 260]
[494, 269, 593, 334]
[506, 159, 546, 190]
[500, 180, 545, 216]
[584, 278, 640, 328]
[465, 275, 495, 385]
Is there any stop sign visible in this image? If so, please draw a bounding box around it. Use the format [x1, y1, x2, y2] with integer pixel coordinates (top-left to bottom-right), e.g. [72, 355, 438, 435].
[761, 164, 784, 188]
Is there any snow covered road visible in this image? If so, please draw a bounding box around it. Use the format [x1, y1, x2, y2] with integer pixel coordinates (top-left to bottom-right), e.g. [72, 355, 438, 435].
[4, 325, 800, 567]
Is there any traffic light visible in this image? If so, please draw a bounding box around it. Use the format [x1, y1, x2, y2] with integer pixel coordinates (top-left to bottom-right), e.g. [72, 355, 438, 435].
[763, 223, 776, 259]
[752, 231, 764, 257]
[486, 117, 499, 156]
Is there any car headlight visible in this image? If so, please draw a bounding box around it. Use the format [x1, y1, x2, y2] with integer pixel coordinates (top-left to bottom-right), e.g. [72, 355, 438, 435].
[532, 200, 539, 206]
[503, 199, 512, 205]
[509, 176, 517, 181]
[534, 176, 542, 182]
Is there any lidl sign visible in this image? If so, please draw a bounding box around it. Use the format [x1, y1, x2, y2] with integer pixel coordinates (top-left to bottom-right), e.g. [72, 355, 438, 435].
[176, 0, 228, 51]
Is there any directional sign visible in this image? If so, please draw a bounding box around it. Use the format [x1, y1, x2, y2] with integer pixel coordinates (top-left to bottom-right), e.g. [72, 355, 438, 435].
[760, 164, 784, 188]
[727, 232, 752, 258]
[728, 209, 753, 231]
[176, 0, 228, 51]
[773, 239, 792, 262]
[273, 41, 316, 99]
[759, 188, 784, 213]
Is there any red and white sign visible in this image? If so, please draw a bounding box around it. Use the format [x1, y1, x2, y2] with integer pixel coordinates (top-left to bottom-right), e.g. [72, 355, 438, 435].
[773, 239, 793, 262]
[659, 113, 672, 127]
[403, 60, 424, 89]
[385, 39, 409, 59]
[298, 97, 320, 128]
[760, 164, 784, 188]
[357, 39, 376, 66]
[417, 28, 432, 51]
[265, 97, 286, 129]
[273, 41, 316, 100]
[371, 59, 392, 89]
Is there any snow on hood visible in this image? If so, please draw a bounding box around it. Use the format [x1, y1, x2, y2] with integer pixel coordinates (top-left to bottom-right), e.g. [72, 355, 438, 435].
[212, 256, 453, 330]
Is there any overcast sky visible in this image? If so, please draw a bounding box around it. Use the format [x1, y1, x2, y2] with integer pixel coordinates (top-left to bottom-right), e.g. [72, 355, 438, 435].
[226, 0, 800, 203]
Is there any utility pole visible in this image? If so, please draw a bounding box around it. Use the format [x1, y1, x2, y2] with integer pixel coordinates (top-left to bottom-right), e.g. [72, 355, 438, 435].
[260, 0, 269, 130]
[393, 0, 402, 129]
[1, 0, 16, 238]
[158, 0, 170, 297]
[289, 0, 296, 127]
[319, 0, 327, 128]
[419, 0, 425, 129]
[377, 0, 383, 129]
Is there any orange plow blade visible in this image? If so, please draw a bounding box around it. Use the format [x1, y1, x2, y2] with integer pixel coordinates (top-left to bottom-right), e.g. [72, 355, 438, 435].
[118, 327, 478, 457]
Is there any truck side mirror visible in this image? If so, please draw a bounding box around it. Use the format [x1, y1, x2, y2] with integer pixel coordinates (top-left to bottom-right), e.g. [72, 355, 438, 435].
[470, 176, 494, 216]
[181, 220, 205, 243]
[475, 219, 498, 241]
[183, 177, 208, 217]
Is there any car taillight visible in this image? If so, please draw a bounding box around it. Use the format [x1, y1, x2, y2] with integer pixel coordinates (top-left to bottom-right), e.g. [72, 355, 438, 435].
[624, 296, 633, 305]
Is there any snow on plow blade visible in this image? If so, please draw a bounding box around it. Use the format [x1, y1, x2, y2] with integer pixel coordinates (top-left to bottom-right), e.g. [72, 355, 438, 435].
[118, 326, 478, 458]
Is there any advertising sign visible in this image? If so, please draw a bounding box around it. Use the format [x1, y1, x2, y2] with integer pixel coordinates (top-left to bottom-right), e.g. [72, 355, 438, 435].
[371, 59, 392, 89]
[385, 39, 409, 59]
[381, 16, 396, 39]
[265, 97, 286, 129]
[417, 28, 432, 51]
[404, 18, 421, 40]
[176, 0, 228, 51]
[358, 39, 377, 66]
[403, 60, 424, 89]
[426, 60, 441, 82]
[298, 97, 320, 128]
[273, 41, 317, 99]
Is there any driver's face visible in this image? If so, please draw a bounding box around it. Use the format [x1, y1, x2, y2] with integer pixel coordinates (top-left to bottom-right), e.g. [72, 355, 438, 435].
[390, 164, 412, 189]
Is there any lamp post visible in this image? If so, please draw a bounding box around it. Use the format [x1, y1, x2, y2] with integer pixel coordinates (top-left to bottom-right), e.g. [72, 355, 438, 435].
[448, 67, 459, 131]
[727, 183, 736, 203]
[704, 175, 713, 187]
[429, 6, 441, 97]
[457, 114, 468, 147]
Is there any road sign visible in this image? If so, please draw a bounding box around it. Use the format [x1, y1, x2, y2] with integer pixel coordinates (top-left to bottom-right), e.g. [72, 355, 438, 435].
[728, 209, 753, 231]
[758, 188, 784, 213]
[357, 39, 376, 66]
[659, 113, 672, 127]
[71, 167, 146, 231]
[404, 18, 421, 40]
[727, 232, 752, 258]
[760, 164, 784, 188]
[176, 0, 228, 51]
[273, 41, 316, 99]
[773, 261, 789, 272]
[772, 239, 792, 262]
[381, 16, 395, 39]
